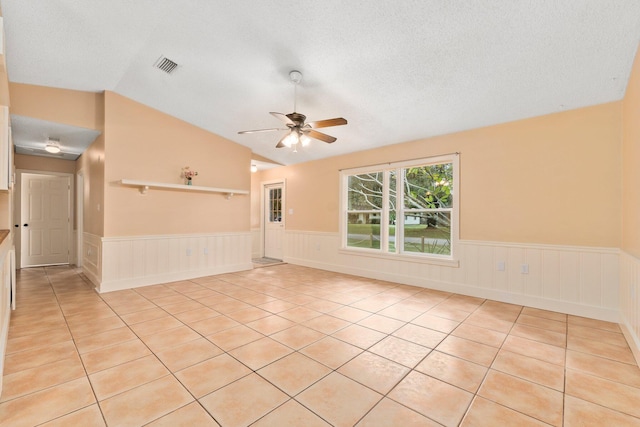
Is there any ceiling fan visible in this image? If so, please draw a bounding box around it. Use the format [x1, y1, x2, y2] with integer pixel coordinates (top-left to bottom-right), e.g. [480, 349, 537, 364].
[238, 70, 347, 151]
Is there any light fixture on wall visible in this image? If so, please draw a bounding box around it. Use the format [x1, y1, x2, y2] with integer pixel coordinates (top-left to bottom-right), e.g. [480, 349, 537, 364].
[251, 164, 258, 173]
[45, 138, 61, 153]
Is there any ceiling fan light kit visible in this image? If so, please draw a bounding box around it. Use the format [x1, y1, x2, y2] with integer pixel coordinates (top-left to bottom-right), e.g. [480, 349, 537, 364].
[238, 70, 347, 151]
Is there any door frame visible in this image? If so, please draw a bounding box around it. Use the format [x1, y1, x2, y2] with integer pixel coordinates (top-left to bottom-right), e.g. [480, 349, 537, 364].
[76, 171, 84, 268]
[260, 179, 285, 259]
[15, 169, 74, 269]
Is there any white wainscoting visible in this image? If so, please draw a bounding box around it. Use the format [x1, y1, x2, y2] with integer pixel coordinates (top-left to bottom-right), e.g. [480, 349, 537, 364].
[251, 228, 261, 259]
[620, 250, 640, 364]
[97, 232, 253, 293]
[284, 231, 620, 322]
[82, 232, 102, 288]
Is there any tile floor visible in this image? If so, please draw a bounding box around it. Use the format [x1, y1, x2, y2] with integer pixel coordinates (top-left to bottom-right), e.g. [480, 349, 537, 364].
[1, 264, 640, 426]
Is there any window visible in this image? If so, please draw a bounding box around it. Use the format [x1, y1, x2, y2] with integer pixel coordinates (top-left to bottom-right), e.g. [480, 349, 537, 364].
[341, 154, 458, 261]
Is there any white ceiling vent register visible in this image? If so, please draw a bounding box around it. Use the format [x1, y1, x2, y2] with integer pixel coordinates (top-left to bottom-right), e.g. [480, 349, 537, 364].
[153, 56, 178, 74]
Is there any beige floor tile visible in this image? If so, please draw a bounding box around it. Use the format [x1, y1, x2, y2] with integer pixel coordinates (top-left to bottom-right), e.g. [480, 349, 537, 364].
[478, 370, 563, 426]
[141, 325, 202, 353]
[566, 350, 640, 388]
[304, 299, 343, 313]
[463, 312, 515, 333]
[301, 336, 363, 369]
[89, 354, 169, 400]
[377, 304, 423, 322]
[199, 373, 289, 427]
[330, 306, 372, 322]
[297, 372, 382, 427]
[521, 307, 567, 323]
[517, 314, 567, 333]
[207, 324, 265, 351]
[257, 299, 298, 313]
[333, 324, 387, 349]
[388, 370, 473, 427]
[226, 306, 272, 323]
[368, 335, 432, 368]
[253, 399, 331, 427]
[75, 326, 138, 354]
[338, 351, 410, 394]
[229, 337, 293, 370]
[356, 397, 441, 426]
[271, 325, 325, 349]
[567, 334, 636, 364]
[155, 338, 223, 372]
[436, 335, 498, 367]
[175, 353, 252, 397]
[146, 402, 220, 426]
[509, 323, 566, 347]
[303, 314, 352, 334]
[160, 299, 205, 315]
[258, 352, 331, 396]
[416, 351, 488, 393]
[501, 335, 566, 366]
[6, 327, 72, 355]
[357, 314, 405, 334]
[67, 316, 127, 339]
[99, 375, 194, 426]
[451, 323, 507, 348]
[564, 395, 640, 427]
[128, 315, 184, 337]
[0, 377, 95, 427]
[492, 349, 565, 391]
[39, 404, 106, 427]
[0, 355, 86, 403]
[393, 324, 447, 349]
[173, 306, 220, 324]
[568, 323, 629, 347]
[3, 340, 78, 375]
[278, 306, 323, 323]
[568, 315, 621, 333]
[460, 396, 549, 427]
[81, 339, 152, 374]
[120, 307, 169, 325]
[411, 313, 460, 333]
[246, 315, 297, 335]
[565, 369, 640, 418]
[189, 315, 240, 335]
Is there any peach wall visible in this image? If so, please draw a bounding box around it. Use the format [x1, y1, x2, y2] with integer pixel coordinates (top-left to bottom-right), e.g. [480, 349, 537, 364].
[77, 134, 105, 236]
[623, 45, 640, 258]
[255, 102, 622, 248]
[103, 92, 251, 236]
[9, 83, 104, 130]
[15, 154, 76, 174]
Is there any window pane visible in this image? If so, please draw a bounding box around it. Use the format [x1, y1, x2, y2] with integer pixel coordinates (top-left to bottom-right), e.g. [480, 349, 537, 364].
[402, 211, 451, 255]
[347, 213, 381, 249]
[348, 173, 383, 210]
[269, 188, 282, 222]
[403, 163, 453, 209]
[389, 170, 396, 252]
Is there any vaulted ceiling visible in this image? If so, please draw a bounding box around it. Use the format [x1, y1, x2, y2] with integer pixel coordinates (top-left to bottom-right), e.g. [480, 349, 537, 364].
[2, 1, 640, 165]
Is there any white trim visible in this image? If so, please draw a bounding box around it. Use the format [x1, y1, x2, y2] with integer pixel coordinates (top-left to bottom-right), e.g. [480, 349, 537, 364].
[102, 231, 252, 242]
[621, 320, 640, 367]
[118, 179, 248, 196]
[76, 171, 84, 267]
[461, 239, 620, 254]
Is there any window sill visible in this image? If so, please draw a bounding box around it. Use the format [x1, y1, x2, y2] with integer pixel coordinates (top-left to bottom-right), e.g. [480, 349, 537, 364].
[338, 248, 460, 267]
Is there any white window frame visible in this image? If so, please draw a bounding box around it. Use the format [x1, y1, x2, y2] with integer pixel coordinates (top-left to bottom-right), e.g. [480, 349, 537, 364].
[339, 154, 459, 266]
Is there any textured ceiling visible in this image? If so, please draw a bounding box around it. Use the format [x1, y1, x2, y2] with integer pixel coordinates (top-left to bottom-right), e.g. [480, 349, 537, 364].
[2, 0, 640, 166]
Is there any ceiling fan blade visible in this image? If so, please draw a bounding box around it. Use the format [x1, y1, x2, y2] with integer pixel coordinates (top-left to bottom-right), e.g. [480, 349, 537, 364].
[308, 117, 347, 129]
[275, 133, 289, 148]
[238, 128, 286, 134]
[304, 129, 337, 143]
[270, 112, 295, 125]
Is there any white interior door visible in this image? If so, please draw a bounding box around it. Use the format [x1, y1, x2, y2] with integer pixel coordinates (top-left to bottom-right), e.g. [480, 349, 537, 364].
[21, 173, 70, 267]
[264, 183, 284, 260]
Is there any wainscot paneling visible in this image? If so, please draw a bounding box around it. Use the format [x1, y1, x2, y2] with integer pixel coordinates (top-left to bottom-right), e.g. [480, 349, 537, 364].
[284, 231, 620, 322]
[251, 228, 261, 259]
[87, 232, 252, 293]
[82, 232, 102, 288]
[620, 250, 640, 365]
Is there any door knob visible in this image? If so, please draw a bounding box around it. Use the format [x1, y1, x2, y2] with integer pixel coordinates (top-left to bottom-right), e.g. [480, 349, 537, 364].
[23, 224, 29, 227]
[14, 224, 18, 228]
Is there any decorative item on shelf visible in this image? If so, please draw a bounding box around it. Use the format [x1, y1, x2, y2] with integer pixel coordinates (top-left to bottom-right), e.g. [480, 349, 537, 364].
[181, 166, 198, 185]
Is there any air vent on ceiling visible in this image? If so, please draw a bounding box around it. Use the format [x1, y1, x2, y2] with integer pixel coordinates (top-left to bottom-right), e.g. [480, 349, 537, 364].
[154, 56, 178, 74]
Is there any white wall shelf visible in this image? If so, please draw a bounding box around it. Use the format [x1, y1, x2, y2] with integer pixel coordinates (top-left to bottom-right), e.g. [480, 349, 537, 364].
[119, 179, 249, 198]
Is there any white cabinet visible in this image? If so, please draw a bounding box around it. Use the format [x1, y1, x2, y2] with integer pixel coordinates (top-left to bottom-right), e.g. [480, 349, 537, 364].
[0, 106, 10, 190]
